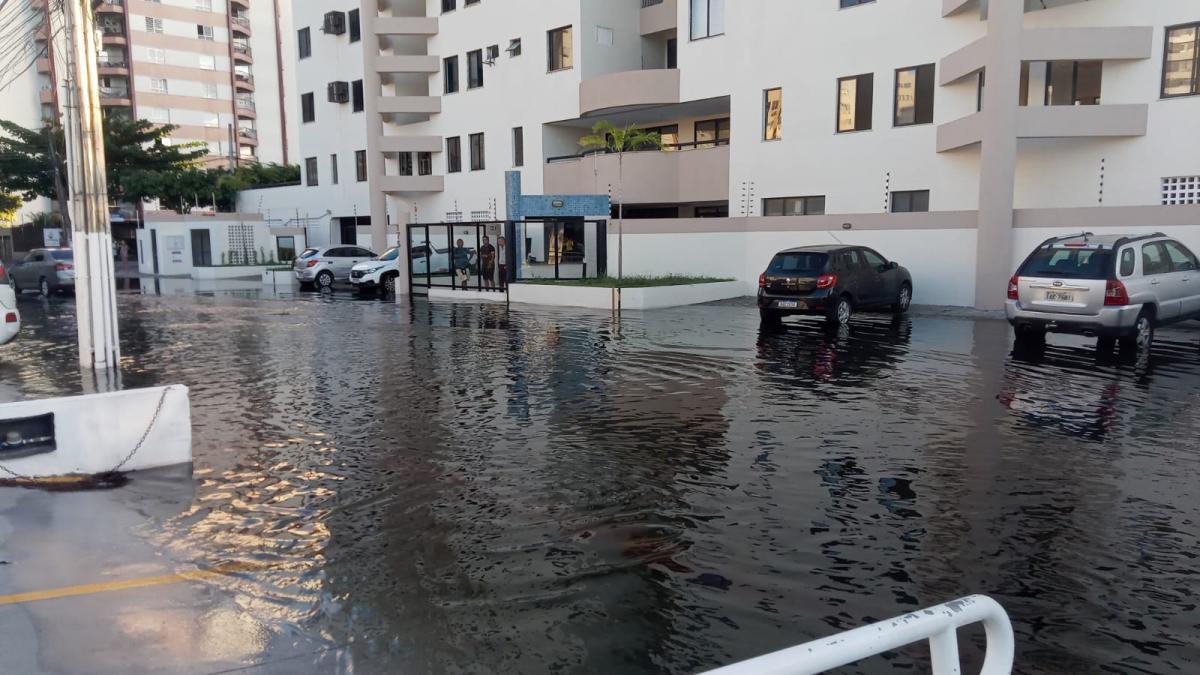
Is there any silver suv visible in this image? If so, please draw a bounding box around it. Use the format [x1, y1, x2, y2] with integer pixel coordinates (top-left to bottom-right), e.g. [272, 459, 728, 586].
[293, 245, 376, 290]
[1006, 232, 1200, 351]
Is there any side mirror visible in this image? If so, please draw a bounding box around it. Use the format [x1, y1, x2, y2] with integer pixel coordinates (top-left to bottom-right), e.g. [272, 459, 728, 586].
[888, 261, 899, 270]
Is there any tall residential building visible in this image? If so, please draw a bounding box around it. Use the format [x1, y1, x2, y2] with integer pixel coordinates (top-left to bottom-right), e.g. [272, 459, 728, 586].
[21, 0, 297, 167]
[282, 0, 1200, 308]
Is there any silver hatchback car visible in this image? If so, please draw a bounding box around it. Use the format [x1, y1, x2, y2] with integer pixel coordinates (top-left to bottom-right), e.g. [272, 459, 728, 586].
[1006, 232, 1200, 351]
[293, 245, 377, 290]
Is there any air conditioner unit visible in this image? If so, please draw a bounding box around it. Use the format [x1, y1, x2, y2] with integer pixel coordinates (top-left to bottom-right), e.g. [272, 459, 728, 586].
[327, 81, 350, 103]
[485, 45, 499, 64]
[323, 11, 346, 35]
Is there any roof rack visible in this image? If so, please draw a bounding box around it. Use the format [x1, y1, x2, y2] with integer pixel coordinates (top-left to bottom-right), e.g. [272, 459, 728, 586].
[1111, 232, 1166, 250]
[1035, 231, 1094, 249]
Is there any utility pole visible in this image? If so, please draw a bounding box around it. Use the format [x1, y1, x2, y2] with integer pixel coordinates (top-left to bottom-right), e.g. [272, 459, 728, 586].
[62, 0, 120, 370]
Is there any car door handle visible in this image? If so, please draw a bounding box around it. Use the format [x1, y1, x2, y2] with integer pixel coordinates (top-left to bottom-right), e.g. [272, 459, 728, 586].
[1150, 279, 1161, 285]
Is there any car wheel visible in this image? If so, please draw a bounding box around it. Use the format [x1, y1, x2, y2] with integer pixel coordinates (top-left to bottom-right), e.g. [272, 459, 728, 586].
[759, 308, 783, 328]
[39, 277, 50, 297]
[891, 284, 912, 314]
[383, 273, 397, 295]
[827, 295, 853, 325]
[315, 270, 334, 290]
[1120, 310, 1155, 352]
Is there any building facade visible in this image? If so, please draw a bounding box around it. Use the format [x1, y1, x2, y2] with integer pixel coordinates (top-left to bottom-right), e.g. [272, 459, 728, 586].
[283, 0, 1200, 308]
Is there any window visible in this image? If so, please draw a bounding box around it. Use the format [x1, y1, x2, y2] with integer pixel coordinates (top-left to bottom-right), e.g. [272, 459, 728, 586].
[202, 83, 217, 99]
[301, 93, 314, 122]
[146, 47, 165, 63]
[840, 0, 875, 7]
[145, 17, 163, 33]
[667, 38, 678, 68]
[1044, 61, 1102, 106]
[507, 38, 522, 57]
[195, 0, 212, 9]
[512, 126, 524, 167]
[690, 0, 724, 40]
[644, 124, 678, 146]
[1119, 248, 1136, 277]
[977, 70, 985, 112]
[398, 152, 413, 176]
[197, 25, 214, 41]
[596, 26, 614, 46]
[198, 54, 216, 70]
[467, 49, 484, 88]
[695, 118, 730, 147]
[1163, 240, 1199, 272]
[351, 79, 364, 112]
[305, 157, 318, 186]
[861, 249, 887, 269]
[1142, 242, 1172, 275]
[442, 0, 455, 12]
[149, 78, 167, 94]
[469, 132, 485, 170]
[1163, 23, 1199, 97]
[838, 73, 873, 133]
[548, 26, 573, 71]
[447, 136, 462, 173]
[890, 190, 929, 213]
[444, 56, 459, 94]
[203, 113, 219, 128]
[298, 27, 311, 59]
[277, 236, 296, 262]
[1163, 176, 1200, 205]
[763, 196, 825, 216]
[348, 9, 360, 42]
[695, 204, 728, 218]
[763, 88, 782, 140]
[894, 64, 935, 126]
[355, 150, 367, 182]
[330, 154, 339, 184]
[465, 0, 478, 4]
[142, 106, 169, 123]
[418, 152, 432, 176]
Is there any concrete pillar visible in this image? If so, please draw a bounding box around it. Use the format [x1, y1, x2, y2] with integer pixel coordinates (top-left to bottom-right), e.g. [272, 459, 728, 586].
[974, 0, 1023, 310]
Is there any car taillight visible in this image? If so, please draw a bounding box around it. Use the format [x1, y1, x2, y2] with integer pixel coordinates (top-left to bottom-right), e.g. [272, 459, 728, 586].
[1007, 275, 1019, 300]
[4, 312, 16, 324]
[1104, 279, 1130, 306]
[306, 259, 320, 268]
[758, 273, 766, 289]
[0, 263, 6, 283]
[56, 262, 73, 271]
[816, 274, 837, 290]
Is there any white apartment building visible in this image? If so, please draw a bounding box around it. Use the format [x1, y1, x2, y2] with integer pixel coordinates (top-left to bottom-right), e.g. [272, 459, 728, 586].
[278, 0, 1200, 308]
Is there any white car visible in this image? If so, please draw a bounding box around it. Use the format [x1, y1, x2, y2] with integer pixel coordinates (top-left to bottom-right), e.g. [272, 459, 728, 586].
[1, 261, 20, 345]
[350, 246, 403, 295]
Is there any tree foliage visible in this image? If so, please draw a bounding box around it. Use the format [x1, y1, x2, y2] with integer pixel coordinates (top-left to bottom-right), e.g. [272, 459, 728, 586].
[578, 120, 663, 156]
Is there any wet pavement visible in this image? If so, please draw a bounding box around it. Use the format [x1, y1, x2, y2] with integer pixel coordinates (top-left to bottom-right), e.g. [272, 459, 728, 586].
[1, 286, 1199, 674]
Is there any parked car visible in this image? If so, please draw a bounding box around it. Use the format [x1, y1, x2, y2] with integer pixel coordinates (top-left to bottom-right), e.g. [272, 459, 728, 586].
[0, 262, 19, 345]
[410, 243, 451, 276]
[350, 246, 403, 294]
[1006, 232, 1200, 352]
[758, 245, 914, 326]
[9, 248, 74, 296]
[293, 245, 377, 289]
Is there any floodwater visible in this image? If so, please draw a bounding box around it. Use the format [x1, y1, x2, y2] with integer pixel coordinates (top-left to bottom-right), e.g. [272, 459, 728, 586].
[2, 288, 1200, 674]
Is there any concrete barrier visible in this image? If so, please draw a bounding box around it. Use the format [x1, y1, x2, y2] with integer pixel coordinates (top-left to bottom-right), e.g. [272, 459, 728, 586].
[508, 281, 746, 311]
[428, 288, 507, 303]
[0, 385, 192, 479]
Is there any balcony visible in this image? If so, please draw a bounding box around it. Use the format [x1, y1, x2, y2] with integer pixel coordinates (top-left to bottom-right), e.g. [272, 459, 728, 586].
[234, 71, 254, 91]
[377, 175, 444, 194]
[99, 86, 131, 106]
[231, 15, 251, 36]
[579, 68, 680, 117]
[375, 54, 440, 75]
[95, 0, 124, 12]
[98, 24, 125, 43]
[377, 135, 443, 153]
[39, 87, 54, 104]
[936, 105, 1148, 152]
[940, 27, 1153, 85]
[544, 142, 730, 204]
[230, 0, 248, 7]
[98, 58, 129, 75]
[235, 98, 256, 118]
[373, 16, 438, 36]
[35, 57, 50, 73]
[232, 43, 252, 63]
[237, 128, 258, 145]
[377, 95, 440, 125]
[640, 0, 676, 36]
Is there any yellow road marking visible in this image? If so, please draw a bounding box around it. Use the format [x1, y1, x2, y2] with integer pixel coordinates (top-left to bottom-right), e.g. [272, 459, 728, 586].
[0, 562, 261, 607]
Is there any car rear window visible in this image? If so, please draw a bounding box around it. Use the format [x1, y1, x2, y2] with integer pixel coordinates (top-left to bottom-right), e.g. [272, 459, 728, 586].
[50, 250, 73, 261]
[1020, 248, 1112, 279]
[767, 252, 828, 275]
[299, 248, 320, 259]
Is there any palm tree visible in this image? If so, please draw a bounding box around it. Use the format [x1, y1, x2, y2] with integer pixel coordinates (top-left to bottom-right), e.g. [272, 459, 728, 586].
[578, 121, 662, 281]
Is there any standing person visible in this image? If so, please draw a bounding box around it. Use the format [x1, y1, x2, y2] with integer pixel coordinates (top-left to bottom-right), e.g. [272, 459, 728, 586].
[453, 238, 473, 289]
[496, 236, 508, 290]
[478, 235, 497, 290]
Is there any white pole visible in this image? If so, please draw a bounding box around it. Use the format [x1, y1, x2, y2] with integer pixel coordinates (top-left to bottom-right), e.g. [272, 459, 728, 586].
[62, 0, 120, 370]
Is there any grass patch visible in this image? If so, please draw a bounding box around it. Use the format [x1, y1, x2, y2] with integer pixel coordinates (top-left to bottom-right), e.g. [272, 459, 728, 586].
[520, 275, 733, 289]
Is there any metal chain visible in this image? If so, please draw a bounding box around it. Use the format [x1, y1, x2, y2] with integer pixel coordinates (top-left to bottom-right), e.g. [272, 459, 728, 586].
[0, 386, 173, 481]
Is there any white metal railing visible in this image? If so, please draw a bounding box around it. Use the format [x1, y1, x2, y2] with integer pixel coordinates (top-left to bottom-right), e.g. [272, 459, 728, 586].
[704, 595, 1015, 675]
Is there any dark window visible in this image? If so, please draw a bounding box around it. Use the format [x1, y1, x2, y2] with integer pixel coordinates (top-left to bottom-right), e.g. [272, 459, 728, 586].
[301, 92, 314, 123]
[190, 229, 212, 266]
[348, 9, 360, 42]
[838, 73, 873, 132]
[298, 27, 311, 59]
[276, 236, 296, 262]
[399, 152, 413, 176]
[441, 0, 455, 12]
[1044, 61, 1102, 106]
[694, 204, 728, 218]
[1021, 248, 1113, 280]
[894, 64, 935, 126]
[643, 124, 678, 146]
[860, 248, 887, 268]
[1119, 247, 1136, 276]
[444, 56, 459, 94]
[330, 153, 338, 184]
[418, 152, 432, 176]
[446, 137, 461, 173]
[890, 190, 929, 213]
[840, 0, 875, 7]
[977, 70, 985, 112]
[548, 26, 573, 71]
[689, 0, 724, 40]
[667, 38, 678, 68]
[1163, 23, 1200, 97]
[467, 49, 483, 88]
[512, 126, 524, 167]
[305, 156, 318, 186]
[351, 79, 364, 112]
[465, 0, 478, 4]
[355, 150, 367, 182]
[767, 252, 828, 275]
[763, 88, 782, 140]
[694, 118, 730, 147]
[469, 132, 485, 171]
[763, 196, 825, 216]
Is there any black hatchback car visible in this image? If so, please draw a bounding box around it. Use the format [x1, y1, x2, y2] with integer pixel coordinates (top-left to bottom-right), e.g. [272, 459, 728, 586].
[758, 245, 914, 325]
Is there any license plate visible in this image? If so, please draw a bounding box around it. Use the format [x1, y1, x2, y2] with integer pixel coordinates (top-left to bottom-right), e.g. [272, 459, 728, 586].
[777, 300, 802, 309]
[1045, 292, 1075, 303]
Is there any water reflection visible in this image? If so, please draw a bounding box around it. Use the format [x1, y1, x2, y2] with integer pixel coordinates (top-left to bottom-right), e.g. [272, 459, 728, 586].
[1, 295, 1199, 673]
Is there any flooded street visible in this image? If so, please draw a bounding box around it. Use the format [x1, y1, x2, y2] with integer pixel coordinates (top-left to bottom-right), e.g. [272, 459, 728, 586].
[2, 290, 1200, 674]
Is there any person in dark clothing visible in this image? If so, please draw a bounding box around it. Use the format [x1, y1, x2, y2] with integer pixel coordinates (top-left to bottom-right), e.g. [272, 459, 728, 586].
[453, 238, 473, 288]
[478, 235, 497, 289]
